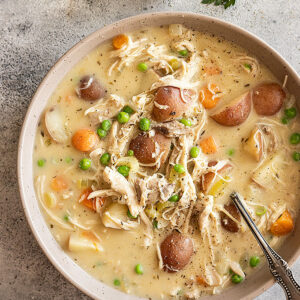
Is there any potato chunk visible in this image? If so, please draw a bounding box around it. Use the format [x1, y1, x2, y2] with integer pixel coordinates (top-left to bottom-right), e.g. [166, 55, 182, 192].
[244, 126, 263, 161]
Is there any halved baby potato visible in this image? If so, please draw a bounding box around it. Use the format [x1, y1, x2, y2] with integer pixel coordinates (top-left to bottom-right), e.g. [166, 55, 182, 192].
[211, 91, 251, 126]
[253, 83, 285, 116]
[45, 106, 68, 143]
[243, 126, 263, 162]
[77, 75, 105, 101]
[220, 203, 241, 233]
[129, 132, 171, 165]
[160, 231, 194, 272]
[152, 86, 193, 122]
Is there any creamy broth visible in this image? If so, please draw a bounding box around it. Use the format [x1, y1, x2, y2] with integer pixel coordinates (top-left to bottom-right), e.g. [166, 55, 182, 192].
[33, 25, 300, 299]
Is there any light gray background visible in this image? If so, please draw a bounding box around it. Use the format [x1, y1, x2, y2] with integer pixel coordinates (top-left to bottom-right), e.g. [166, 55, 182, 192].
[0, 0, 299, 299]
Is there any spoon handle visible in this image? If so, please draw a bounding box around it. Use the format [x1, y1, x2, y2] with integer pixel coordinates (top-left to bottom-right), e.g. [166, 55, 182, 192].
[230, 192, 300, 300]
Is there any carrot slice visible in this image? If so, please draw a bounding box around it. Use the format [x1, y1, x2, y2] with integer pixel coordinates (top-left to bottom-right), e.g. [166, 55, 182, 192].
[270, 210, 294, 236]
[72, 128, 98, 152]
[199, 83, 222, 109]
[51, 176, 68, 191]
[203, 66, 222, 76]
[79, 188, 105, 212]
[196, 276, 208, 287]
[112, 34, 129, 50]
[200, 136, 217, 154]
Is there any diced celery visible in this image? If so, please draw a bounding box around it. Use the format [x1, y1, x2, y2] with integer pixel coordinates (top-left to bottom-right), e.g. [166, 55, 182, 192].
[44, 192, 57, 208]
[145, 205, 158, 219]
[156, 201, 174, 212]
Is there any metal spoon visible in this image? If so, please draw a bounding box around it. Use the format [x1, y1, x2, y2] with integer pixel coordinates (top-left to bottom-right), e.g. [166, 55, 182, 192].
[230, 192, 300, 300]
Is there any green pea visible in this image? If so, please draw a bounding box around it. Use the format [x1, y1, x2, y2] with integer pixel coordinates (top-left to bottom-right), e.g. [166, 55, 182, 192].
[113, 279, 121, 286]
[79, 158, 91, 170]
[137, 62, 148, 72]
[178, 49, 188, 57]
[281, 117, 288, 124]
[117, 111, 130, 124]
[249, 256, 260, 267]
[284, 107, 297, 119]
[227, 148, 235, 156]
[100, 153, 111, 166]
[190, 146, 200, 158]
[117, 165, 130, 177]
[97, 128, 107, 138]
[231, 274, 244, 284]
[139, 118, 151, 131]
[168, 194, 179, 202]
[290, 133, 300, 145]
[127, 209, 138, 219]
[153, 218, 158, 229]
[37, 159, 45, 167]
[255, 206, 266, 216]
[63, 214, 70, 222]
[65, 157, 72, 163]
[135, 263, 144, 275]
[179, 118, 192, 127]
[122, 105, 134, 115]
[292, 151, 300, 162]
[127, 150, 134, 157]
[173, 164, 185, 174]
[101, 120, 111, 131]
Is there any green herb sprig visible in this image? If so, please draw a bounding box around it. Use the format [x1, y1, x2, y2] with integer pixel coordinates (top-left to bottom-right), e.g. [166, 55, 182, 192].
[201, 0, 236, 9]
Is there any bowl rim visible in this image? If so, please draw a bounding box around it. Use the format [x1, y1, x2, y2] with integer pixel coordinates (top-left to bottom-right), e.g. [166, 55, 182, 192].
[18, 11, 300, 300]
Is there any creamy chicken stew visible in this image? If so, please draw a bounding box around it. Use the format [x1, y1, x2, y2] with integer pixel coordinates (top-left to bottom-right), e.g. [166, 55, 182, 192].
[33, 25, 300, 299]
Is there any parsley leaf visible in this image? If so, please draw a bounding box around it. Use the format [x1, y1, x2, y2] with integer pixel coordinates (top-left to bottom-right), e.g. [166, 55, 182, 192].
[201, 0, 236, 9]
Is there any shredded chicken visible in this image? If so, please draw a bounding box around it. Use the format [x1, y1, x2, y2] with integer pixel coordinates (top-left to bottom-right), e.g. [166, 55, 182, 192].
[84, 94, 125, 123]
[103, 167, 141, 217]
[135, 174, 175, 208]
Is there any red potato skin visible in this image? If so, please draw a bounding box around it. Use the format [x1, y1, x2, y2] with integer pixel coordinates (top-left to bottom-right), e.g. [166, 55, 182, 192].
[152, 86, 193, 122]
[220, 203, 241, 233]
[253, 83, 285, 116]
[211, 92, 251, 126]
[160, 231, 194, 272]
[129, 132, 171, 164]
[77, 75, 105, 101]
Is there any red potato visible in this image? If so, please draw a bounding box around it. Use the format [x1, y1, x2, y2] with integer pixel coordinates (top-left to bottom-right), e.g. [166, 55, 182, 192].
[253, 83, 285, 116]
[152, 86, 194, 122]
[77, 75, 105, 101]
[211, 91, 251, 126]
[220, 203, 241, 233]
[129, 132, 171, 165]
[160, 231, 194, 272]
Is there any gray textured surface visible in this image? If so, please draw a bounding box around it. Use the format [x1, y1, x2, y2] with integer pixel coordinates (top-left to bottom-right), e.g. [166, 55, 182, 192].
[0, 0, 299, 299]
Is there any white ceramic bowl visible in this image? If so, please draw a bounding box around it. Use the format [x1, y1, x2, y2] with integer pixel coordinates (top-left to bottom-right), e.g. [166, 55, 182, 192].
[18, 12, 300, 300]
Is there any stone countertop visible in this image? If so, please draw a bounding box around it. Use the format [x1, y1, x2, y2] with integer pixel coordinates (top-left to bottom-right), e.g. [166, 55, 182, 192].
[0, 0, 299, 299]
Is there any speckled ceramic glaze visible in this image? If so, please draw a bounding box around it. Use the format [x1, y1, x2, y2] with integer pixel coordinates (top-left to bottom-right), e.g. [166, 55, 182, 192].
[18, 12, 300, 300]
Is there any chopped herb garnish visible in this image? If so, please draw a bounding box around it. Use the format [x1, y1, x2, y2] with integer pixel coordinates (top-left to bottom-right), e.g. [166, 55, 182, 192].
[201, 0, 236, 9]
[244, 63, 252, 71]
[63, 214, 70, 222]
[227, 148, 235, 156]
[113, 279, 121, 286]
[153, 218, 158, 229]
